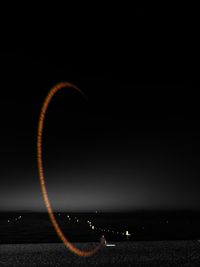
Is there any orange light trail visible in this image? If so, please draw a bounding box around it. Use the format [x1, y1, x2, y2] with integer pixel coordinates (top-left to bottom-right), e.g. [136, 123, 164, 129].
[37, 82, 104, 257]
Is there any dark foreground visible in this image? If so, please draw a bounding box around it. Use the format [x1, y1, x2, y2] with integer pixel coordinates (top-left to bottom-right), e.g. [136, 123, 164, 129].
[1, 241, 200, 267]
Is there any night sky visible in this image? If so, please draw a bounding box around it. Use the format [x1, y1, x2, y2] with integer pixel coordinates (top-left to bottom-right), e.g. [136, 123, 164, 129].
[0, 7, 199, 212]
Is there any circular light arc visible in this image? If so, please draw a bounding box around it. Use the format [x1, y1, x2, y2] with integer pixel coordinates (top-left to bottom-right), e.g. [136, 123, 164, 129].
[37, 82, 104, 257]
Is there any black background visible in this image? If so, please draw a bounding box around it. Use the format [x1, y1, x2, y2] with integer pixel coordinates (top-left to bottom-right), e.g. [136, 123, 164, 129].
[0, 6, 200, 212]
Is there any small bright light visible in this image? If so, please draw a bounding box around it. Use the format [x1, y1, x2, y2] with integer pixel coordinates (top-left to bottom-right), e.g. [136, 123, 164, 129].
[77, 219, 79, 223]
[92, 226, 94, 230]
[8, 220, 10, 223]
[126, 230, 131, 236]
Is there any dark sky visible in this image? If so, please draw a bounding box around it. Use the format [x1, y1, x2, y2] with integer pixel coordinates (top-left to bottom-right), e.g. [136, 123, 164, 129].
[0, 7, 199, 211]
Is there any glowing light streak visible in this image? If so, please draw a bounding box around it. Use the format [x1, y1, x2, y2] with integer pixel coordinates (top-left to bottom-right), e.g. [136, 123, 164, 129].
[37, 82, 104, 257]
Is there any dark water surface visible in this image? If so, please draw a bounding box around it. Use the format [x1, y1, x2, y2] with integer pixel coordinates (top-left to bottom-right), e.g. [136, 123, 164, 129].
[1, 241, 200, 266]
[1, 211, 200, 244]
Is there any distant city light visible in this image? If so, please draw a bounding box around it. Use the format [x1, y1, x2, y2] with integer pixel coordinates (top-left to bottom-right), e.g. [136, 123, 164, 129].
[40, 211, 130, 240]
[125, 230, 131, 237]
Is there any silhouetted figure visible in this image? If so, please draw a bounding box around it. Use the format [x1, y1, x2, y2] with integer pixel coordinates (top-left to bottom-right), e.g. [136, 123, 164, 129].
[100, 235, 107, 246]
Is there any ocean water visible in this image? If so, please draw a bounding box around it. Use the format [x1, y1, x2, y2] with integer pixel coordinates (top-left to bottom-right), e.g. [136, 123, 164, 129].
[0, 241, 200, 266]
